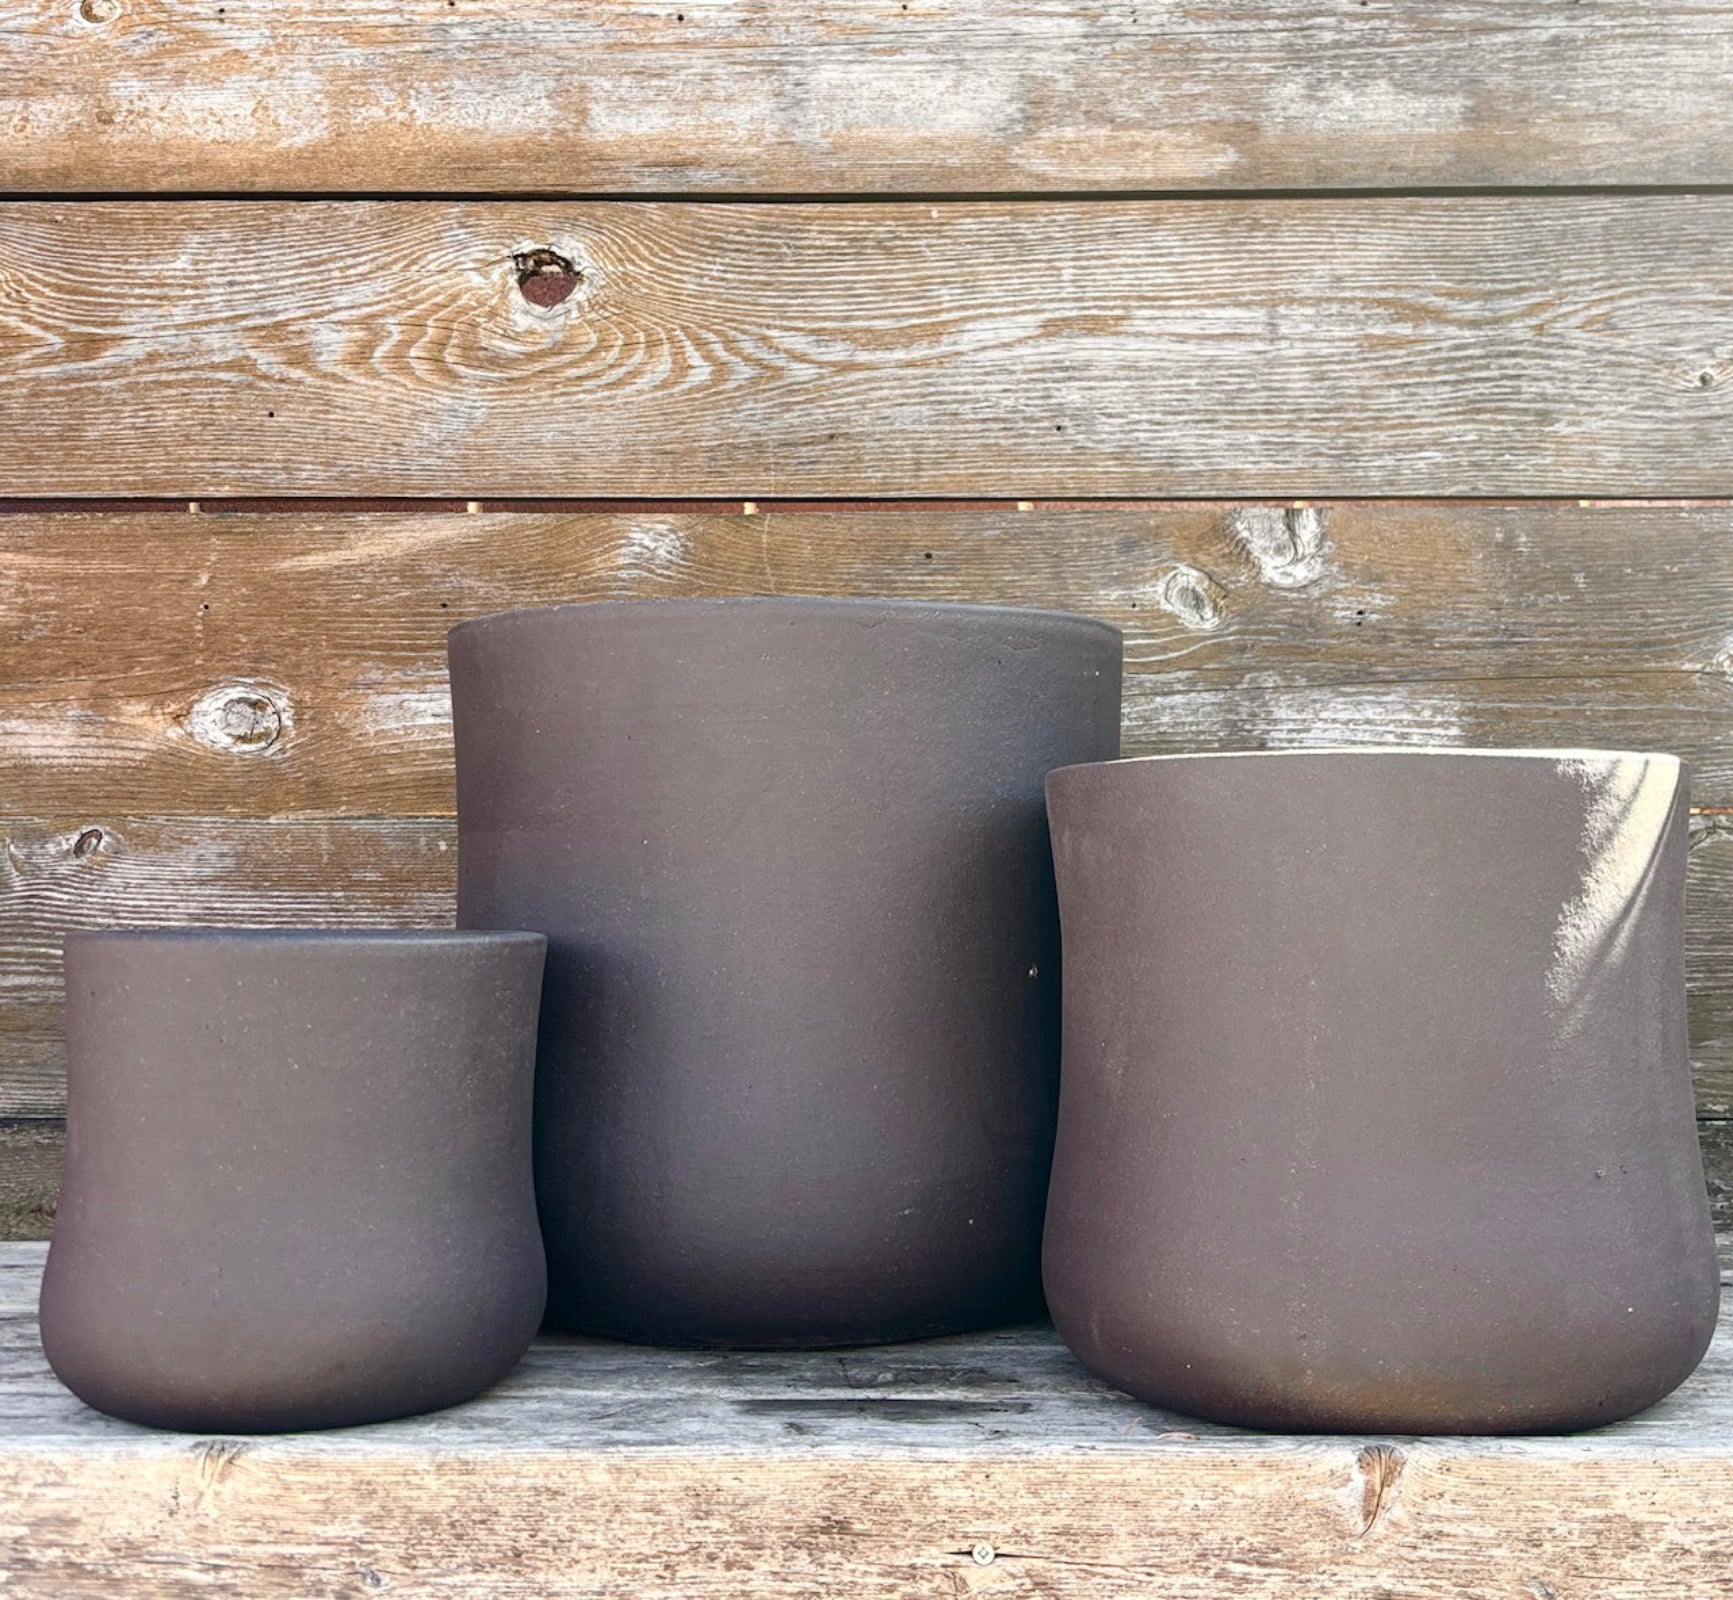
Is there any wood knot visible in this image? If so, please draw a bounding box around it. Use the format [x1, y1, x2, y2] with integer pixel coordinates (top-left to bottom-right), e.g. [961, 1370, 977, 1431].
[1152, 564, 1226, 631]
[71, 828, 106, 860]
[1355, 1444, 1405, 1536]
[513, 248, 581, 308]
[1229, 507, 1328, 590]
[78, 0, 120, 21]
[188, 684, 288, 755]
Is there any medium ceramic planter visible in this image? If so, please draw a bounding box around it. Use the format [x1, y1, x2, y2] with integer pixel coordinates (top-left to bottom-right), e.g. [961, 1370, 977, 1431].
[449, 597, 1123, 1346]
[1043, 748, 1719, 1434]
[40, 929, 548, 1432]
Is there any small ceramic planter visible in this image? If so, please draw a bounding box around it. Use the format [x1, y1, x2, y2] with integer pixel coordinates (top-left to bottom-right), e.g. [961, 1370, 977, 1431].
[449, 597, 1123, 1346]
[40, 929, 548, 1433]
[1043, 748, 1719, 1434]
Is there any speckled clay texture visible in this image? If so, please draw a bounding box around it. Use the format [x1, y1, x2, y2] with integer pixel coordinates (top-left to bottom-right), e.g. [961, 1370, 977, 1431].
[40, 929, 548, 1432]
[1043, 748, 1719, 1434]
[449, 597, 1123, 1347]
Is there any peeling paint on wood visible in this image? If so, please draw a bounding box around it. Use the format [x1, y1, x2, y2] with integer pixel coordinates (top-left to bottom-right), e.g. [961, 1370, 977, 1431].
[2, 200, 1731, 497]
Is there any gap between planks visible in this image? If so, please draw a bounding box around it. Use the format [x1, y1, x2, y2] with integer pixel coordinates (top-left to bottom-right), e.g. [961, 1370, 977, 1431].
[7, 498, 1733, 515]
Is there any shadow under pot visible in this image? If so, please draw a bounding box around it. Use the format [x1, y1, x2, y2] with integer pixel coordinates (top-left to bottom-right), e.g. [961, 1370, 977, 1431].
[1043, 748, 1720, 1434]
[40, 929, 548, 1433]
[448, 597, 1123, 1346]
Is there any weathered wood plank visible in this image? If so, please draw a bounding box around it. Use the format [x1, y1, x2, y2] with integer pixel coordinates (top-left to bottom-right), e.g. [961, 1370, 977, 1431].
[3, 814, 1733, 1127]
[1702, 1120, 1733, 1255]
[1691, 822, 1733, 1117]
[2, 200, 1730, 497]
[4, 2, 1732, 195]
[2, 504, 1731, 817]
[4, 500, 1732, 1117]
[0, 1124, 60, 1240]
[3, 1244, 1733, 1598]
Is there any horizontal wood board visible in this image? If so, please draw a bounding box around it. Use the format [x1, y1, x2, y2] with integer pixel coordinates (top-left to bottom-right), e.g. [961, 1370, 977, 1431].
[6, 2, 1733, 194]
[2, 503, 1731, 812]
[1, 501, 1731, 1129]
[3, 200, 1733, 497]
[4, 1244, 1733, 1598]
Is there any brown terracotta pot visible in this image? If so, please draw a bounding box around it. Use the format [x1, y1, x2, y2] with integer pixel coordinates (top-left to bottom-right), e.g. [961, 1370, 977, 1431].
[40, 929, 548, 1432]
[448, 597, 1123, 1346]
[1043, 748, 1719, 1433]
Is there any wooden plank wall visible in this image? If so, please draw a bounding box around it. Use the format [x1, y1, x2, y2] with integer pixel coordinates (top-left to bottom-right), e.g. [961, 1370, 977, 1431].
[1, 2, 1730, 1243]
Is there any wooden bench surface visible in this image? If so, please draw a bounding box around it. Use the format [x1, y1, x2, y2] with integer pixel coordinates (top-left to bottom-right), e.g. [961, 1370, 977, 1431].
[5, 1242, 1733, 1596]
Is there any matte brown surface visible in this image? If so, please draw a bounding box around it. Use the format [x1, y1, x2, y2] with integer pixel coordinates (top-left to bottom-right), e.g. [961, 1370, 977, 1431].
[1044, 749, 1720, 1433]
[40, 929, 547, 1432]
[450, 598, 1121, 1345]
[3, 200, 1731, 498]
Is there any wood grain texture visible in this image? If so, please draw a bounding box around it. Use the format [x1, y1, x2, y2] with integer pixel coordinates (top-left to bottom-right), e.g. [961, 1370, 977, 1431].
[4, 1244, 1733, 1598]
[2, 499, 1732, 1119]
[2, 503, 1731, 816]
[0, 1126, 59, 1240]
[3, 200, 1732, 498]
[5, 2, 1733, 194]
[1702, 1121, 1733, 1259]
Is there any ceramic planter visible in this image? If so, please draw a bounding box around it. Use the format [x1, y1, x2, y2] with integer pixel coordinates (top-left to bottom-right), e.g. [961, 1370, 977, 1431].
[1043, 748, 1719, 1434]
[449, 597, 1123, 1346]
[40, 929, 548, 1432]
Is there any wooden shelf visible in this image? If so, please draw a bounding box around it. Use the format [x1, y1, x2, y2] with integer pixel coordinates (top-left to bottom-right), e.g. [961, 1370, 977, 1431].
[4, 1243, 1733, 1595]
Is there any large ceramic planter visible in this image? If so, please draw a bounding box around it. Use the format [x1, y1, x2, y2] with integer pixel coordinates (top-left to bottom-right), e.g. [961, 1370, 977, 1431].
[449, 597, 1123, 1345]
[40, 929, 548, 1432]
[1043, 748, 1719, 1433]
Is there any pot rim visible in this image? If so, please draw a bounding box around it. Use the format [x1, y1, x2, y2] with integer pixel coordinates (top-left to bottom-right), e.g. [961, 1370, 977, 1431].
[1048, 745, 1682, 785]
[448, 595, 1121, 643]
[63, 928, 547, 950]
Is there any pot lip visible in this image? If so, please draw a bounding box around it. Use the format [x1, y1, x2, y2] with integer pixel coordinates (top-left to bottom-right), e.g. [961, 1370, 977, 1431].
[1048, 745, 1683, 784]
[448, 595, 1121, 642]
[63, 928, 548, 951]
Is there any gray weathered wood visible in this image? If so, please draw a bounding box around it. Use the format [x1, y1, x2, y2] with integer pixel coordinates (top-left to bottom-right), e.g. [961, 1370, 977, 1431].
[2, 200, 1731, 497]
[2, 500, 1733, 1125]
[2, 1242, 1733, 1598]
[0, 1126, 59, 1240]
[4, 2, 1732, 195]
